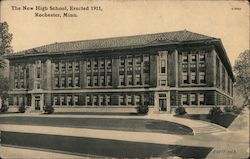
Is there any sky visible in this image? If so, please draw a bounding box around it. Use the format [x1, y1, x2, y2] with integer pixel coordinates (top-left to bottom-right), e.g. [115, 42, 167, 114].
[1, 0, 249, 66]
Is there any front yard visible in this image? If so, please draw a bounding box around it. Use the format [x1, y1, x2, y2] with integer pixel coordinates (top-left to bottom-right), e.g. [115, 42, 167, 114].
[0, 116, 193, 135]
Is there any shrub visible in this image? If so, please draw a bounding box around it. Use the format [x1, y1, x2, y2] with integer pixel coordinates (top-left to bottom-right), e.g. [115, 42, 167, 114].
[231, 105, 243, 114]
[208, 107, 222, 118]
[224, 106, 233, 112]
[43, 105, 54, 114]
[175, 106, 186, 115]
[18, 105, 26, 113]
[136, 105, 149, 114]
[0, 104, 8, 112]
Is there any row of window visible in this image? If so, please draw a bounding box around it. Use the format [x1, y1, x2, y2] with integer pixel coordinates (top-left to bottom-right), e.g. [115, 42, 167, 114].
[182, 71, 206, 84]
[182, 51, 206, 63]
[181, 93, 205, 105]
[53, 94, 143, 106]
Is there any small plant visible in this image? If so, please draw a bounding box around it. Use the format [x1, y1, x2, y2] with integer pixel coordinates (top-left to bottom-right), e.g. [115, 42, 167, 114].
[43, 105, 54, 114]
[18, 105, 26, 113]
[224, 106, 233, 112]
[231, 105, 242, 114]
[136, 105, 149, 114]
[208, 107, 222, 118]
[0, 104, 8, 112]
[175, 106, 186, 115]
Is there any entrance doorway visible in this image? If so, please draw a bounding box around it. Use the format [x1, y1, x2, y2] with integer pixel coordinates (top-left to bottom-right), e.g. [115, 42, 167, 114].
[35, 96, 41, 110]
[159, 93, 167, 111]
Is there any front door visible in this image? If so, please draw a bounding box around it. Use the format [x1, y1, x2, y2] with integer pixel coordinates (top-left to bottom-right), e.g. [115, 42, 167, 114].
[35, 96, 41, 110]
[159, 99, 167, 111]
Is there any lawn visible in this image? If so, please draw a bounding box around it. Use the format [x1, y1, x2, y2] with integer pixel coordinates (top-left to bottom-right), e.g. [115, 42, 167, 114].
[0, 116, 193, 135]
[1, 131, 212, 158]
[175, 112, 238, 128]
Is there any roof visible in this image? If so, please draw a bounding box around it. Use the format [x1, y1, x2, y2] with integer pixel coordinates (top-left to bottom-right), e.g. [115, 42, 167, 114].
[11, 30, 215, 56]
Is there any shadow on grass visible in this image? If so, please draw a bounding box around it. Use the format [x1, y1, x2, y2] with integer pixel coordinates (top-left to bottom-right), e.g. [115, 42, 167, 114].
[2, 131, 212, 159]
[0, 116, 193, 135]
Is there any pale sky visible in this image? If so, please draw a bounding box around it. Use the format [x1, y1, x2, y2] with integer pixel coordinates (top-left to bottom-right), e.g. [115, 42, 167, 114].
[1, 0, 249, 66]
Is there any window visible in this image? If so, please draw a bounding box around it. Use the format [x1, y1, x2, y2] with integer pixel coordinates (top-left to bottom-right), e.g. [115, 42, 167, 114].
[106, 95, 111, 105]
[67, 96, 73, 105]
[135, 95, 141, 105]
[106, 59, 112, 72]
[87, 61, 91, 73]
[54, 96, 59, 105]
[55, 77, 59, 88]
[61, 96, 66, 105]
[160, 80, 166, 86]
[127, 95, 133, 105]
[190, 94, 196, 105]
[93, 76, 98, 86]
[93, 60, 98, 72]
[191, 54, 196, 62]
[61, 63, 66, 73]
[191, 71, 196, 83]
[182, 94, 188, 105]
[119, 96, 126, 105]
[36, 81, 41, 89]
[183, 72, 188, 84]
[135, 74, 141, 85]
[86, 96, 91, 105]
[128, 75, 133, 85]
[93, 96, 98, 106]
[190, 63, 196, 68]
[160, 59, 166, 74]
[100, 76, 105, 86]
[100, 60, 105, 72]
[15, 79, 18, 88]
[68, 63, 72, 72]
[199, 52, 205, 62]
[87, 76, 91, 86]
[120, 58, 125, 71]
[107, 75, 112, 86]
[68, 77, 73, 87]
[20, 79, 24, 88]
[127, 58, 133, 66]
[75, 76, 79, 87]
[135, 57, 141, 66]
[199, 93, 205, 105]
[55, 63, 59, 73]
[74, 96, 79, 105]
[36, 67, 41, 78]
[100, 96, 105, 106]
[199, 72, 205, 83]
[182, 63, 188, 68]
[119, 75, 125, 86]
[61, 77, 66, 88]
[182, 52, 188, 62]
[74, 62, 79, 73]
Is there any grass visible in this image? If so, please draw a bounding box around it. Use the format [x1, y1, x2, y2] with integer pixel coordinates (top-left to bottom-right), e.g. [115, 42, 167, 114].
[0, 116, 193, 135]
[175, 112, 238, 128]
[1, 131, 212, 158]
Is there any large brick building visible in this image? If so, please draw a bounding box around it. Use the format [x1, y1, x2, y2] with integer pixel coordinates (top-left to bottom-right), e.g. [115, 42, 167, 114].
[5, 30, 235, 113]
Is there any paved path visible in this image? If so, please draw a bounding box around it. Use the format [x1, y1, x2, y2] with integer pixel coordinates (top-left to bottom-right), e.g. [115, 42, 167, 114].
[0, 111, 248, 159]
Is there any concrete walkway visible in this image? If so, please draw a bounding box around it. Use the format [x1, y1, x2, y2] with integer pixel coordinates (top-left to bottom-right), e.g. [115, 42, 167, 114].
[0, 111, 248, 159]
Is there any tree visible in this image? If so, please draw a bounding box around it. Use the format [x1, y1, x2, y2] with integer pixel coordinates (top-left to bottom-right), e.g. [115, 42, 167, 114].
[233, 50, 250, 105]
[0, 21, 13, 68]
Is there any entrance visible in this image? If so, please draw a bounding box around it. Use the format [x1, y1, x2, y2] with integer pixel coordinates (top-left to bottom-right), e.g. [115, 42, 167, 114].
[35, 96, 41, 110]
[159, 93, 167, 111]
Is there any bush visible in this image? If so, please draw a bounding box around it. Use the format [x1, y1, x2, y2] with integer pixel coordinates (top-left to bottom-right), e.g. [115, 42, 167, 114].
[0, 104, 8, 112]
[43, 105, 54, 114]
[175, 106, 186, 115]
[224, 106, 233, 112]
[208, 107, 222, 118]
[18, 105, 26, 113]
[231, 106, 243, 114]
[136, 105, 149, 114]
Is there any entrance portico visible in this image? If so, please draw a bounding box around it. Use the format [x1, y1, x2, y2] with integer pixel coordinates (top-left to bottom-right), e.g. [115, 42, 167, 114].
[31, 94, 44, 111]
